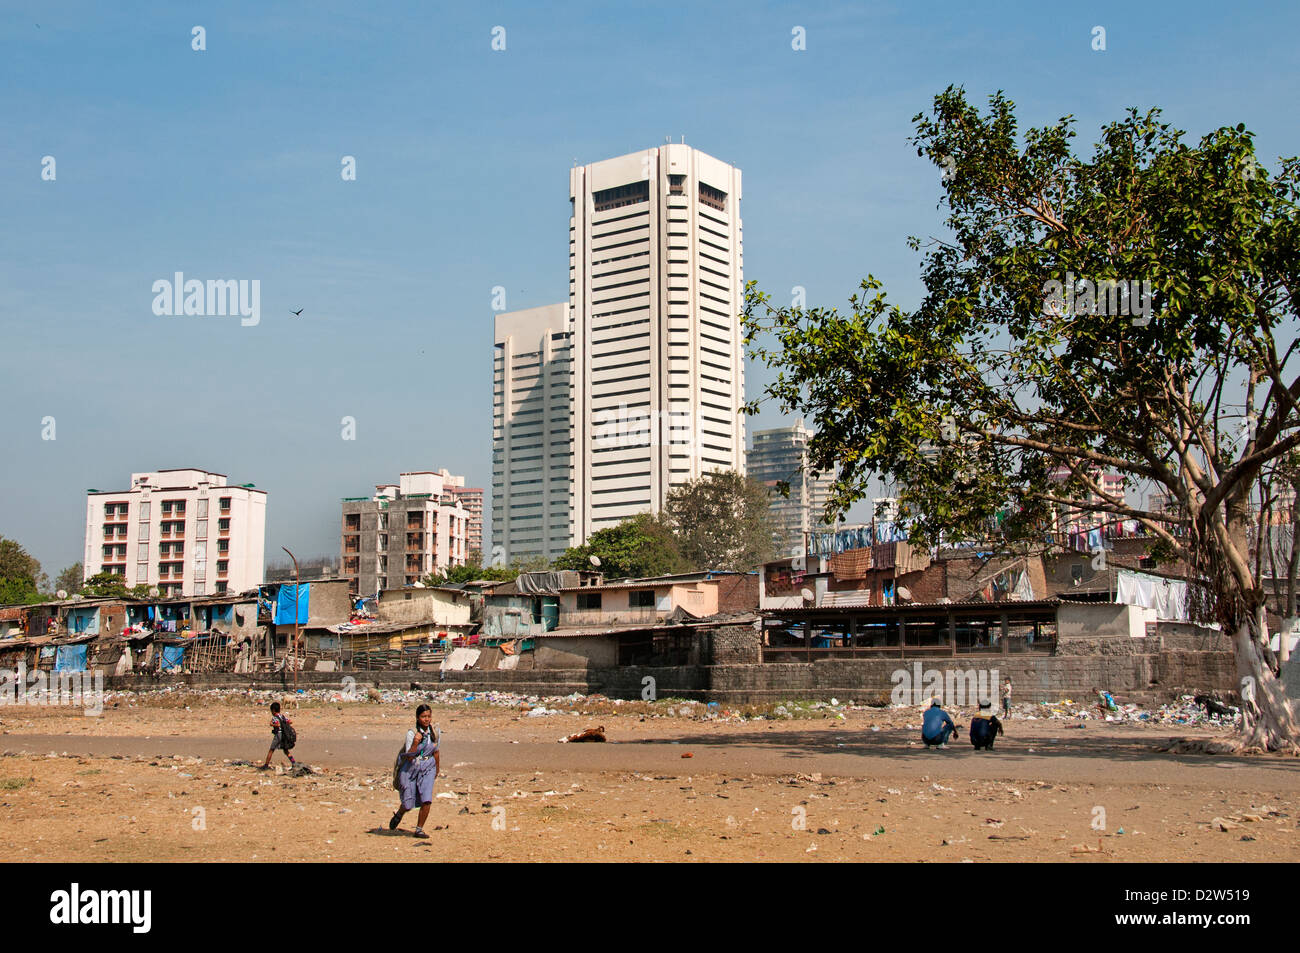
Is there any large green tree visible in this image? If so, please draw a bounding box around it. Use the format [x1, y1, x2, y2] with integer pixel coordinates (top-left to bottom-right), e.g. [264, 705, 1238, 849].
[0, 536, 48, 604]
[54, 563, 84, 596]
[664, 470, 776, 571]
[743, 88, 1300, 751]
[553, 513, 685, 579]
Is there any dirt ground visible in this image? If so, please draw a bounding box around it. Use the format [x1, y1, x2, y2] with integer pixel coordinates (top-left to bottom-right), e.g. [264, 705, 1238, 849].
[1, 692, 1298, 862]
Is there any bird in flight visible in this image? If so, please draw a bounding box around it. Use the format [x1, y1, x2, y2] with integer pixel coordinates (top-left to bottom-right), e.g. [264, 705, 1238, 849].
[290, 309, 304, 316]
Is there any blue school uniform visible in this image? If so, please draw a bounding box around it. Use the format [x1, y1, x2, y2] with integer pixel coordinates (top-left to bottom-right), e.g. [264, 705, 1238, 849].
[397, 727, 439, 809]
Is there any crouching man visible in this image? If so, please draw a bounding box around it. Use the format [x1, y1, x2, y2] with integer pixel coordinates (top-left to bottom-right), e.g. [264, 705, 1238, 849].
[921, 697, 957, 749]
[969, 700, 1004, 751]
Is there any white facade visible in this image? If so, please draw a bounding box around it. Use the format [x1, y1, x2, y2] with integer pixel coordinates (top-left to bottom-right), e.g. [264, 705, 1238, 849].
[569, 145, 746, 542]
[84, 469, 267, 597]
[493, 303, 574, 564]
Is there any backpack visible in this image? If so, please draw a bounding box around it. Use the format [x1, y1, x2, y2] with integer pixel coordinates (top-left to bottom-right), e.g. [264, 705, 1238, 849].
[278, 715, 297, 749]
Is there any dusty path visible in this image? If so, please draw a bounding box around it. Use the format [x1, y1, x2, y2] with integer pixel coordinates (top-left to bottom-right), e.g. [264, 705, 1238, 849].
[5, 729, 1298, 790]
[2, 697, 1298, 862]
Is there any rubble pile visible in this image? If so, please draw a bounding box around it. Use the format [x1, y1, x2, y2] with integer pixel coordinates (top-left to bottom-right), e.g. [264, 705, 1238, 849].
[1015, 694, 1241, 727]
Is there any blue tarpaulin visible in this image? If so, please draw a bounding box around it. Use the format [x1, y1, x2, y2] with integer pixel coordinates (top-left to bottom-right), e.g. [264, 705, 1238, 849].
[275, 584, 311, 625]
[161, 646, 185, 670]
[55, 644, 87, 672]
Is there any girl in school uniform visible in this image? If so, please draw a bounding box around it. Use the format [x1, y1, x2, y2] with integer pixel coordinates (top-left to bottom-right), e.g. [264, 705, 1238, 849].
[389, 704, 440, 838]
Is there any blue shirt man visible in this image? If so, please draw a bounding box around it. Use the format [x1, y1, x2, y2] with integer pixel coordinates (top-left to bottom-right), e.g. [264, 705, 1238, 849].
[921, 699, 956, 748]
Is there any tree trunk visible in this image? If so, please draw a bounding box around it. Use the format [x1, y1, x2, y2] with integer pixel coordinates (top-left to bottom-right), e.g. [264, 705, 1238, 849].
[1221, 489, 1299, 752]
[1233, 606, 1300, 752]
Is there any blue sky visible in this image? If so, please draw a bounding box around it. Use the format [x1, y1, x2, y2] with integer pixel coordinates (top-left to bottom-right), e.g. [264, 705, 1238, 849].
[2, 0, 1297, 575]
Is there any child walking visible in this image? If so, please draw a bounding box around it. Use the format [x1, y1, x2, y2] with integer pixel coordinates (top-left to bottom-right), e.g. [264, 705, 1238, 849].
[259, 701, 297, 770]
[390, 704, 440, 838]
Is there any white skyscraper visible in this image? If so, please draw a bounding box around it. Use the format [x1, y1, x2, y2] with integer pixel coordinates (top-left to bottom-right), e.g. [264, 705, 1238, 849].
[492, 303, 574, 564]
[568, 144, 746, 542]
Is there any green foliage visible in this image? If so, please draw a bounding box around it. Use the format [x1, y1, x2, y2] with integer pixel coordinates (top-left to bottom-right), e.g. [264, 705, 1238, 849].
[54, 563, 83, 596]
[82, 571, 129, 599]
[743, 87, 1300, 631]
[664, 470, 777, 571]
[553, 512, 686, 579]
[0, 536, 47, 604]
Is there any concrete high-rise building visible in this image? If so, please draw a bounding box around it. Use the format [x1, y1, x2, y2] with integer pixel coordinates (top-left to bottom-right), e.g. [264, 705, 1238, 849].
[748, 423, 835, 557]
[569, 144, 747, 542]
[492, 304, 575, 565]
[84, 469, 266, 597]
[439, 471, 484, 556]
[341, 471, 470, 596]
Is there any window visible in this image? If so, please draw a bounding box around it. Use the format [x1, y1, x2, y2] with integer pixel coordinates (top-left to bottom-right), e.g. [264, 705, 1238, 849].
[196, 520, 207, 540]
[218, 518, 230, 533]
[139, 501, 150, 520]
[1071, 563, 1084, 583]
[217, 539, 229, 554]
[215, 582, 228, 595]
[196, 499, 208, 518]
[138, 543, 149, 561]
[137, 522, 149, 541]
[629, 589, 655, 609]
[592, 180, 649, 212]
[217, 560, 228, 574]
[1139, 556, 1156, 570]
[219, 497, 231, 513]
[577, 592, 602, 610]
[699, 182, 727, 211]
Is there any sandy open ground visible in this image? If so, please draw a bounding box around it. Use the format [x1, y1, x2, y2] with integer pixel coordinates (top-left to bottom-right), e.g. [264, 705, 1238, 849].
[1, 692, 1297, 862]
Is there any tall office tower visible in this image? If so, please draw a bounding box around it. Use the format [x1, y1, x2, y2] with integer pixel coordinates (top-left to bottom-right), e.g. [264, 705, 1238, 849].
[748, 422, 835, 557]
[341, 471, 470, 596]
[84, 469, 267, 597]
[569, 145, 746, 542]
[493, 304, 574, 565]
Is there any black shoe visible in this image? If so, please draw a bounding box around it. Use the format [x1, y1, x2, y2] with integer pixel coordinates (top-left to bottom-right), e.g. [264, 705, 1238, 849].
[389, 811, 402, 831]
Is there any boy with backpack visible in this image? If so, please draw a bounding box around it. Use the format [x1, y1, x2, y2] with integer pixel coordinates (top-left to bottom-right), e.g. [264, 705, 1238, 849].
[259, 700, 298, 769]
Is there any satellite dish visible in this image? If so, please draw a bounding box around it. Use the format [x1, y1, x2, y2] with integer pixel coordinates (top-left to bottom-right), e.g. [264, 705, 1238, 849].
[56, 589, 68, 600]
[897, 586, 912, 602]
[589, 555, 602, 568]
[800, 588, 814, 602]
[149, 587, 160, 598]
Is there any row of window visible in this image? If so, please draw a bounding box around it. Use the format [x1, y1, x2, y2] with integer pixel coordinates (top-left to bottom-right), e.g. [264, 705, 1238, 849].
[102, 498, 232, 519]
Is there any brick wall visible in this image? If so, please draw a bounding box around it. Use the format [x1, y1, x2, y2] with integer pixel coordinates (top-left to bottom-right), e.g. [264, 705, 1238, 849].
[715, 574, 760, 613]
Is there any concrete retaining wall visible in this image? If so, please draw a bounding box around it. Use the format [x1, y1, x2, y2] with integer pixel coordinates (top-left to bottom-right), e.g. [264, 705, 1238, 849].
[105, 646, 1236, 704]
